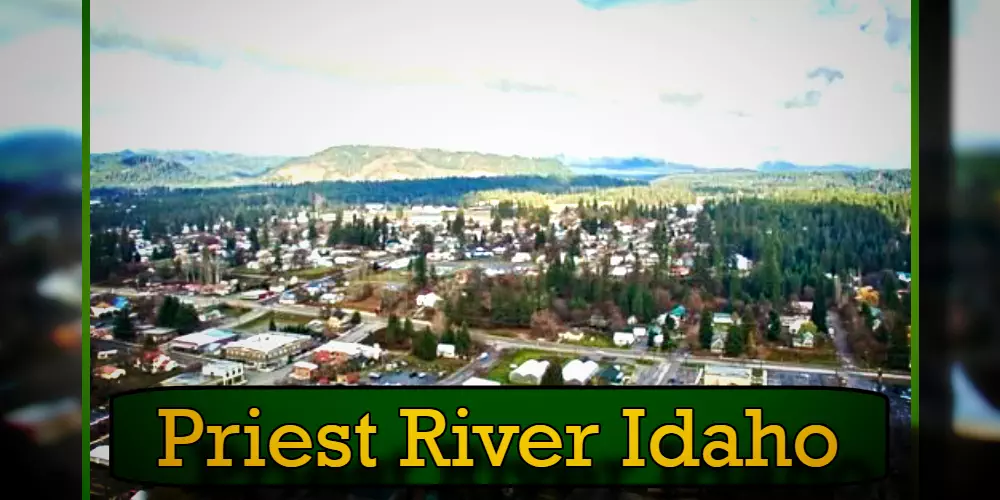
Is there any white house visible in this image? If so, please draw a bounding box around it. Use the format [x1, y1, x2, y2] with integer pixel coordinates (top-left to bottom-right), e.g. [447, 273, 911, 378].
[97, 366, 126, 380]
[511, 252, 532, 263]
[314, 340, 384, 360]
[562, 359, 600, 385]
[509, 359, 550, 385]
[653, 334, 664, 347]
[558, 331, 585, 342]
[733, 254, 753, 272]
[613, 332, 636, 347]
[416, 292, 442, 309]
[437, 343, 456, 358]
[633, 327, 648, 338]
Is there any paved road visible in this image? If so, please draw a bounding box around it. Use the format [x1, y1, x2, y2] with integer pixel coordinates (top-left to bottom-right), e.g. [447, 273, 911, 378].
[438, 351, 503, 386]
[95, 287, 911, 381]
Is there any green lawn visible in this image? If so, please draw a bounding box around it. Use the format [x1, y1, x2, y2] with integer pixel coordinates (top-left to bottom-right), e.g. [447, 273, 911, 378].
[360, 269, 411, 284]
[235, 312, 317, 332]
[287, 267, 341, 280]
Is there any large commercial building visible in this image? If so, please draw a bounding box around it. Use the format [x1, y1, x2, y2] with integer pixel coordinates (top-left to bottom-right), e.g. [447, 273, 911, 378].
[169, 328, 239, 354]
[160, 360, 247, 387]
[702, 365, 753, 386]
[223, 332, 312, 370]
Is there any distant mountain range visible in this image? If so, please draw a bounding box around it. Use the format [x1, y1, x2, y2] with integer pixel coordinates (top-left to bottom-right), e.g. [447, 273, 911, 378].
[568, 157, 872, 176]
[0, 131, 82, 194]
[90, 145, 569, 187]
[88, 146, 882, 188]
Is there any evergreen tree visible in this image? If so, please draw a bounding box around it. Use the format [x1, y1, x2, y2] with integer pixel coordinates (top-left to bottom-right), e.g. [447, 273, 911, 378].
[724, 323, 746, 357]
[386, 314, 400, 344]
[441, 325, 457, 345]
[413, 253, 428, 288]
[455, 323, 472, 355]
[767, 310, 781, 342]
[540, 360, 564, 386]
[698, 311, 715, 349]
[403, 318, 415, 339]
[810, 282, 828, 333]
[412, 328, 438, 361]
[307, 220, 318, 242]
[351, 311, 362, 325]
[174, 305, 200, 334]
[156, 296, 179, 327]
[534, 230, 546, 250]
[268, 316, 277, 331]
[113, 309, 136, 341]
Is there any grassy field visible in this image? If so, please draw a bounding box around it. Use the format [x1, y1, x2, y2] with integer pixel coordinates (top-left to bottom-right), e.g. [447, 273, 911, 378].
[235, 311, 317, 332]
[360, 269, 411, 284]
[287, 267, 342, 280]
[762, 347, 840, 366]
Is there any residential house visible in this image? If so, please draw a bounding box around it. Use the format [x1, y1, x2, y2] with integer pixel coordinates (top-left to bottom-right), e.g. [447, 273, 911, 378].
[97, 365, 126, 380]
[598, 366, 625, 385]
[137, 326, 177, 345]
[437, 343, 457, 358]
[558, 331, 585, 342]
[291, 361, 319, 381]
[613, 331, 636, 347]
[416, 292, 442, 309]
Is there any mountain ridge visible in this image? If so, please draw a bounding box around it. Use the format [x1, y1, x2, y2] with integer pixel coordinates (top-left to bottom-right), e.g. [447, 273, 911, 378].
[88, 146, 888, 187]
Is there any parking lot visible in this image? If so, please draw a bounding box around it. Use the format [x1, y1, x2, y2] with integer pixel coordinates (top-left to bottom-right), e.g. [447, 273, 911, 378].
[766, 370, 841, 387]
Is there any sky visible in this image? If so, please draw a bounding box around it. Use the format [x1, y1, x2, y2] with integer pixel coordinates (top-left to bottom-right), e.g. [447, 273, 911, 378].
[0, 0, 82, 134]
[14, 0, 991, 169]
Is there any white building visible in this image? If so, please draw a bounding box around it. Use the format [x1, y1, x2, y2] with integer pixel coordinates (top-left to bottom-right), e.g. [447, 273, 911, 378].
[462, 377, 501, 386]
[613, 332, 636, 347]
[511, 252, 532, 263]
[416, 292, 442, 309]
[509, 359, 550, 385]
[562, 359, 600, 385]
[437, 343, 456, 358]
[314, 340, 383, 360]
[558, 331, 585, 342]
[224, 333, 312, 370]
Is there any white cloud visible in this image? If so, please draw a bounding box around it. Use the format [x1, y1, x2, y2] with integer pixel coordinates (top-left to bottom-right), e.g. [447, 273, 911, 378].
[90, 0, 911, 168]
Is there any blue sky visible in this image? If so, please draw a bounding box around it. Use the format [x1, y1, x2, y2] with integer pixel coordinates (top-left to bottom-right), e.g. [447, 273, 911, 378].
[12, 0, 984, 169]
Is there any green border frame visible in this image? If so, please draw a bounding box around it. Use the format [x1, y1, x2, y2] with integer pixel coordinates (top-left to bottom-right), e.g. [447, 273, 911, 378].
[78, 1, 919, 495]
[82, 0, 92, 497]
[910, 0, 919, 433]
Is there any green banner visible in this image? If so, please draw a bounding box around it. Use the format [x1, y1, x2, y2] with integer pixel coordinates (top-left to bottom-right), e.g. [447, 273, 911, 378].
[109, 387, 887, 486]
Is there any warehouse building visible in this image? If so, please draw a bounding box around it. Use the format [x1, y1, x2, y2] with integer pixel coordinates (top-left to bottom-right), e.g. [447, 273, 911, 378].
[223, 332, 312, 370]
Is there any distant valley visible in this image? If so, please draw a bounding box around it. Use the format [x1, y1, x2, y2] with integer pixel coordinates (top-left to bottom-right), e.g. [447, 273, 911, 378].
[89, 144, 884, 188]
